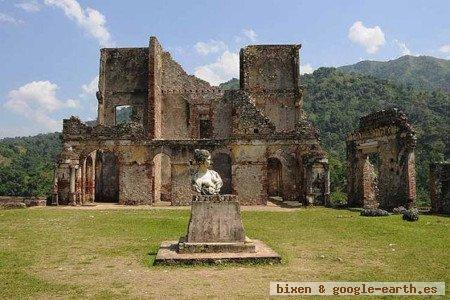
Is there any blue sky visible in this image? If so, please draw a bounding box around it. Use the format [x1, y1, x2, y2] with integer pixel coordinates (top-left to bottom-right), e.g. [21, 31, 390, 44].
[0, 0, 449, 138]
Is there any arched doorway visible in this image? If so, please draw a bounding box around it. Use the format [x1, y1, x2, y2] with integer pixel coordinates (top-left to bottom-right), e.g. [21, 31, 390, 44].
[152, 153, 172, 202]
[212, 153, 232, 194]
[95, 150, 119, 203]
[267, 157, 282, 197]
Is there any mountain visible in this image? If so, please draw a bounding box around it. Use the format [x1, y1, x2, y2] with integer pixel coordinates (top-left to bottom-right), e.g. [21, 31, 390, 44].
[338, 55, 450, 93]
[219, 78, 239, 90]
[301, 67, 448, 204]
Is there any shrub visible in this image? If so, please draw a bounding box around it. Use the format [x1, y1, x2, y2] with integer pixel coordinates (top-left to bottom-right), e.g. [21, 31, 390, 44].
[392, 206, 407, 214]
[361, 208, 389, 217]
[402, 208, 419, 222]
[330, 189, 347, 205]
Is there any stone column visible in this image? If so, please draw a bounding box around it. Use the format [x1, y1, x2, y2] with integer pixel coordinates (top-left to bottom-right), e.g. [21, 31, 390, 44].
[404, 151, 416, 208]
[69, 166, 76, 205]
[304, 164, 314, 206]
[51, 169, 59, 206]
[81, 159, 86, 203]
[323, 162, 331, 206]
[76, 166, 82, 205]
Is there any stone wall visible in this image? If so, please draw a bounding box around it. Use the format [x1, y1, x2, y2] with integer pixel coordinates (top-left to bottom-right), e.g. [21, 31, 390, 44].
[240, 45, 303, 132]
[98, 48, 149, 130]
[0, 196, 46, 208]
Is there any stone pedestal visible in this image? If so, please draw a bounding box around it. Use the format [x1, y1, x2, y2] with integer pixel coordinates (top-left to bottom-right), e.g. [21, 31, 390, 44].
[155, 194, 280, 265]
[179, 194, 255, 253]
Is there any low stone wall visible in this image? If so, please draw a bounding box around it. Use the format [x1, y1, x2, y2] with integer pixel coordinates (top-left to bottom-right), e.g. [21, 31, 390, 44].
[0, 196, 47, 209]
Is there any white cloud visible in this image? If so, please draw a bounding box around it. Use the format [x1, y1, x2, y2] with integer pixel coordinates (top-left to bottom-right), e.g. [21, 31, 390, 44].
[394, 39, 412, 55]
[194, 40, 226, 56]
[4, 81, 79, 131]
[235, 28, 258, 44]
[15, 0, 41, 12]
[80, 75, 99, 115]
[300, 64, 315, 75]
[81, 75, 99, 95]
[194, 51, 239, 86]
[0, 12, 24, 25]
[44, 0, 114, 47]
[348, 21, 386, 54]
[243, 29, 258, 42]
[439, 44, 450, 53]
[193, 29, 258, 85]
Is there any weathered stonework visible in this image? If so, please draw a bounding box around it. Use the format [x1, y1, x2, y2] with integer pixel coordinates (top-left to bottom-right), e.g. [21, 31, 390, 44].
[178, 194, 255, 254]
[54, 37, 329, 206]
[0, 196, 46, 208]
[429, 162, 449, 214]
[347, 108, 417, 210]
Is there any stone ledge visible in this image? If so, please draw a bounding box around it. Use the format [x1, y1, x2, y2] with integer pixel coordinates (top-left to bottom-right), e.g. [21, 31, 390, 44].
[178, 239, 256, 254]
[192, 194, 237, 203]
[154, 239, 280, 265]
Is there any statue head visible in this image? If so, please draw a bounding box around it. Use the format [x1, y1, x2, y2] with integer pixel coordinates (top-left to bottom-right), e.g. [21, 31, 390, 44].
[192, 149, 223, 195]
[194, 149, 212, 170]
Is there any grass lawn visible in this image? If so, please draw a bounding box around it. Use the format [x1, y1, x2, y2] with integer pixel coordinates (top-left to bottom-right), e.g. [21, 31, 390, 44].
[0, 207, 449, 299]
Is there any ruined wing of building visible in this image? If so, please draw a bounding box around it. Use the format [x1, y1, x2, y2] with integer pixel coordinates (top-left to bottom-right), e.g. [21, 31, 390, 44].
[346, 108, 417, 210]
[53, 36, 330, 206]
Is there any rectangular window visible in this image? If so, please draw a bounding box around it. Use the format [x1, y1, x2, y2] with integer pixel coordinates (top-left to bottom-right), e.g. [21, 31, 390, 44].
[199, 119, 212, 139]
[115, 105, 142, 125]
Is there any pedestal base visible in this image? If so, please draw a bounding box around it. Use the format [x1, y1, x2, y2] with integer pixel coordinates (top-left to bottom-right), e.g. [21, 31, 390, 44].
[154, 239, 280, 265]
[178, 236, 256, 253]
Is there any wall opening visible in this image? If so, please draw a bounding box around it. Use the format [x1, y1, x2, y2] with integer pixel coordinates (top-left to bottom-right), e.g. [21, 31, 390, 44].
[199, 118, 213, 139]
[267, 157, 283, 197]
[311, 163, 326, 204]
[152, 153, 172, 202]
[365, 152, 381, 208]
[212, 153, 232, 194]
[115, 105, 142, 125]
[95, 150, 119, 203]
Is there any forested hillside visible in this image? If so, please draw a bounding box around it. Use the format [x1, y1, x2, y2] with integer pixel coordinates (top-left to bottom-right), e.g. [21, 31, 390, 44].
[338, 55, 450, 93]
[302, 68, 448, 204]
[0, 133, 61, 198]
[1, 63, 448, 205]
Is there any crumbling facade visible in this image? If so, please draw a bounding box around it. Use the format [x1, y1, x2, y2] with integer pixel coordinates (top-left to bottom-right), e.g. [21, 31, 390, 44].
[347, 109, 417, 210]
[54, 37, 329, 206]
[429, 162, 449, 214]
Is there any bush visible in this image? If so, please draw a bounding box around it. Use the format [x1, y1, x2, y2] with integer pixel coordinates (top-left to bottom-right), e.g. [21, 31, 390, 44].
[361, 208, 389, 217]
[402, 208, 419, 222]
[392, 206, 407, 214]
[330, 189, 347, 205]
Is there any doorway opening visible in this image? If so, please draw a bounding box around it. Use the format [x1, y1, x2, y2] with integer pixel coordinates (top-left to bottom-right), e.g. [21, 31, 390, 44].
[95, 150, 119, 203]
[267, 157, 283, 197]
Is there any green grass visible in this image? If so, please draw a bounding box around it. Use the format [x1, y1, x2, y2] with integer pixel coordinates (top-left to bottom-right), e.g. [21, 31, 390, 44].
[0, 207, 448, 298]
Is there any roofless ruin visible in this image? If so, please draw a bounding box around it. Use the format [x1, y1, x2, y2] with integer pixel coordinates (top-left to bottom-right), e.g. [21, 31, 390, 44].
[53, 36, 330, 206]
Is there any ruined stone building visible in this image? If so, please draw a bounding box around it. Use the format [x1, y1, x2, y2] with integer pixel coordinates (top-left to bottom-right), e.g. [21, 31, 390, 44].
[347, 109, 417, 210]
[54, 36, 329, 206]
[429, 162, 449, 214]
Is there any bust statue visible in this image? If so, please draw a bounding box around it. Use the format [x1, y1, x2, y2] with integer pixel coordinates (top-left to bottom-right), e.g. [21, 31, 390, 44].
[191, 149, 223, 195]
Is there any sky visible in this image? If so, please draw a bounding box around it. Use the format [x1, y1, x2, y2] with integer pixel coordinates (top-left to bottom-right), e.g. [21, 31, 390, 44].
[0, 0, 449, 138]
